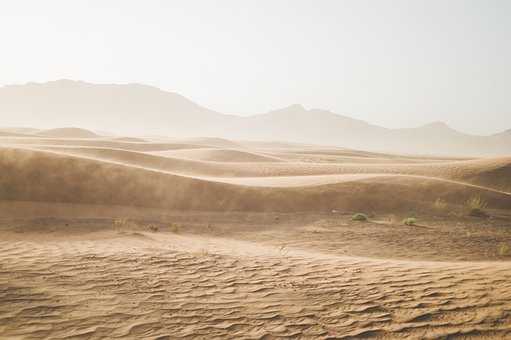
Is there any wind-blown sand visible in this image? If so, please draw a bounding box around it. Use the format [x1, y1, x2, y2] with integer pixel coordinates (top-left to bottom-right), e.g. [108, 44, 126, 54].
[0, 135, 510, 339]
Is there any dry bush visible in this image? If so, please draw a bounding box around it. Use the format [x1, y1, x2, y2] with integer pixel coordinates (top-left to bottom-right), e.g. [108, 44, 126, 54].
[466, 196, 487, 210]
[278, 244, 289, 256]
[433, 198, 448, 210]
[113, 218, 128, 228]
[465, 196, 489, 217]
[113, 218, 138, 229]
[169, 223, 180, 233]
[352, 213, 368, 222]
[498, 243, 510, 257]
[402, 217, 417, 226]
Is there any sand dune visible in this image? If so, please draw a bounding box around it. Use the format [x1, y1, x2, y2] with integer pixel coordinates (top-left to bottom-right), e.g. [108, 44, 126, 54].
[111, 136, 148, 143]
[36, 127, 101, 138]
[174, 137, 242, 148]
[24, 143, 511, 191]
[0, 136, 209, 152]
[152, 148, 285, 163]
[1, 137, 510, 339]
[1, 147, 510, 212]
[0, 131, 32, 137]
[268, 148, 468, 164]
[0, 127, 41, 135]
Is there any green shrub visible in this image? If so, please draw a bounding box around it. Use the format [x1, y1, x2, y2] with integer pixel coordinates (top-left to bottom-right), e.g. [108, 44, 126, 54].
[352, 213, 368, 221]
[498, 243, 510, 256]
[403, 217, 417, 226]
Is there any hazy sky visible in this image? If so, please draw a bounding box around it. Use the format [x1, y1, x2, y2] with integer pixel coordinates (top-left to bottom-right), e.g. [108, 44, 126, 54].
[1, 0, 510, 135]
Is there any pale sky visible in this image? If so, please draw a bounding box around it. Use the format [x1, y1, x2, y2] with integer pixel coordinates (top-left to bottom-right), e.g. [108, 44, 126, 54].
[0, 0, 510, 135]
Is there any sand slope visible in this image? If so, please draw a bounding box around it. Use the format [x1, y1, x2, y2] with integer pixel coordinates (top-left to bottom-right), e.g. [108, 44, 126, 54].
[152, 148, 285, 163]
[0, 137, 510, 339]
[36, 127, 101, 138]
[1, 227, 511, 339]
[22, 143, 511, 192]
[1, 147, 510, 213]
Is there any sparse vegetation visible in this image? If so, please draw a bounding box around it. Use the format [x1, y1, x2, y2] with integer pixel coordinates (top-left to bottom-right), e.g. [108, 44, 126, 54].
[148, 224, 159, 232]
[113, 218, 128, 228]
[466, 196, 487, 210]
[169, 223, 180, 233]
[278, 244, 289, 256]
[465, 196, 489, 218]
[403, 217, 417, 226]
[113, 218, 138, 229]
[433, 198, 448, 210]
[498, 243, 510, 257]
[352, 213, 368, 222]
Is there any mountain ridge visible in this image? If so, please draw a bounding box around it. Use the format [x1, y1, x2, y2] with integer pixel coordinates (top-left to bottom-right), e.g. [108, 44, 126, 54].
[0, 79, 509, 156]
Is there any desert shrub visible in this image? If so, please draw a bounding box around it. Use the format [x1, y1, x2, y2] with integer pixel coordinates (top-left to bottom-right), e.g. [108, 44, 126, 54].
[148, 224, 159, 232]
[169, 223, 180, 233]
[113, 218, 128, 228]
[465, 196, 489, 217]
[466, 196, 487, 210]
[498, 243, 510, 257]
[433, 198, 448, 210]
[402, 217, 417, 226]
[278, 244, 289, 256]
[113, 218, 138, 229]
[352, 213, 368, 221]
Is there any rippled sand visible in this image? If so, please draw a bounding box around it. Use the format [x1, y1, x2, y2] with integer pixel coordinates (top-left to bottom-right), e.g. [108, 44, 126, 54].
[0, 136, 510, 339]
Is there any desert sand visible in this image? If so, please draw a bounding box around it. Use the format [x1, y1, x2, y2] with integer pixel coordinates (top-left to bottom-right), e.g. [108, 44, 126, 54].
[1, 132, 511, 339]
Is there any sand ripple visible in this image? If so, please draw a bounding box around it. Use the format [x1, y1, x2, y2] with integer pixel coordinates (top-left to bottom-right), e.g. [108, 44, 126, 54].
[1, 236, 511, 339]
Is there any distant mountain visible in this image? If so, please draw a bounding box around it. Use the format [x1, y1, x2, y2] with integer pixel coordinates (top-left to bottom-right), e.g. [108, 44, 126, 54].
[0, 79, 232, 136]
[227, 105, 510, 156]
[0, 80, 509, 156]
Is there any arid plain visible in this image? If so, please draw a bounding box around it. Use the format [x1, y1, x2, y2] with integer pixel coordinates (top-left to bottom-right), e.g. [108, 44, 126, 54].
[1, 127, 511, 339]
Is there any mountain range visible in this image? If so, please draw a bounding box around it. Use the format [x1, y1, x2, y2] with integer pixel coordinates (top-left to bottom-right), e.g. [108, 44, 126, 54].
[0, 79, 509, 156]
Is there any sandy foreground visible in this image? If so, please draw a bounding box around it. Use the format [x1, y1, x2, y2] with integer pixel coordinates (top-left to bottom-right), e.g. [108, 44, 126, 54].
[0, 134, 510, 339]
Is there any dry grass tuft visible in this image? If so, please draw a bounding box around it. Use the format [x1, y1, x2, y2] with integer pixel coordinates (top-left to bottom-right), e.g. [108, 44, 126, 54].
[352, 213, 368, 222]
[403, 217, 417, 226]
[433, 198, 448, 210]
[466, 196, 487, 210]
[465, 196, 489, 218]
[113, 218, 138, 229]
[498, 243, 510, 257]
[169, 223, 180, 233]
